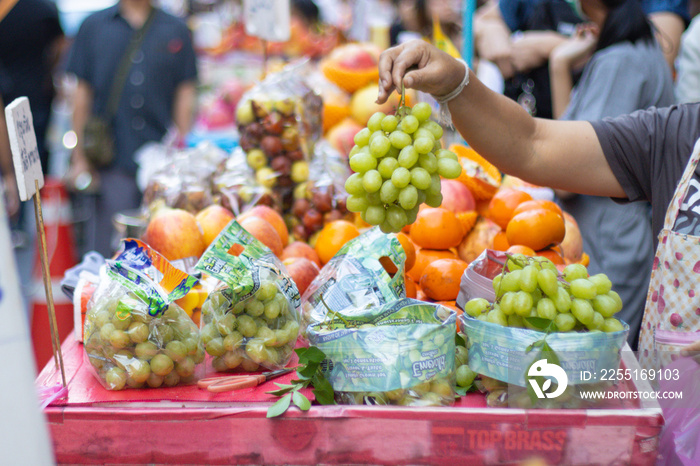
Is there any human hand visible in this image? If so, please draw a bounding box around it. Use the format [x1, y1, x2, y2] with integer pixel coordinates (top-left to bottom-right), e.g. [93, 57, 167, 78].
[681, 339, 700, 364]
[377, 40, 467, 104]
[550, 24, 598, 69]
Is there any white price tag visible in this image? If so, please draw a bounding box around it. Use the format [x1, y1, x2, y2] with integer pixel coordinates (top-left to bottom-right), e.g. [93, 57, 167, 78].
[243, 0, 291, 42]
[5, 97, 44, 201]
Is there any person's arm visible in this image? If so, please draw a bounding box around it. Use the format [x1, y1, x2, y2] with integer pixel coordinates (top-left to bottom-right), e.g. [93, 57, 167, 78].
[65, 79, 94, 185]
[474, 0, 515, 79]
[172, 80, 196, 139]
[510, 30, 569, 73]
[0, 94, 19, 216]
[376, 40, 626, 198]
[675, 18, 700, 103]
[649, 11, 686, 74]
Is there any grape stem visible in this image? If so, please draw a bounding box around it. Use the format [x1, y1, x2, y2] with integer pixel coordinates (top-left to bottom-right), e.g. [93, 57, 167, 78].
[319, 294, 352, 329]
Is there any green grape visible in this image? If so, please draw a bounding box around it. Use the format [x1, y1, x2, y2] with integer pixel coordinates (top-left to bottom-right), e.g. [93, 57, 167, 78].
[387, 145, 400, 158]
[246, 299, 264, 317]
[508, 314, 525, 328]
[592, 294, 618, 318]
[519, 265, 538, 293]
[570, 279, 597, 299]
[536, 268, 559, 297]
[134, 341, 158, 360]
[237, 314, 257, 337]
[411, 102, 432, 122]
[437, 158, 462, 179]
[127, 322, 149, 344]
[106, 367, 128, 390]
[513, 291, 534, 317]
[426, 173, 441, 195]
[435, 149, 458, 161]
[414, 127, 435, 142]
[563, 263, 588, 282]
[176, 357, 196, 378]
[405, 205, 420, 224]
[163, 371, 180, 387]
[425, 191, 443, 208]
[602, 317, 624, 333]
[387, 205, 408, 231]
[349, 145, 361, 157]
[589, 273, 613, 295]
[367, 112, 386, 132]
[553, 287, 572, 313]
[499, 292, 516, 316]
[391, 167, 411, 188]
[263, 300, 281, 320]
[414, 137, 433, 155]
[346, 195, 369, 213]
[354, 127, 371, 146]
[607, 290, 623, 313]
[366, 191, 382, 205]
[534, 257, 558, 273]
[464, 298, 490, 317]
[536, 298, 557, 320]
[554, 313, 576, 332]
[410, 167, 431, 190]
[419, 153, 438, 173]
[370, 134, 391, 157]
[486, 308, 508, 326]
[165, 340, 188, 363]
[381, 114, 399, 132]
[400, 114, 419, 133]
[150, 354, 174, 377]
[223, 331, 243, 351]
[380, 180, 400, 204]
[349, 152, 377, 173]
[109, 330, 130, 349]
[571, 298, 594, 325]
[501, 270, 522, 292]
[362, 169, 383, 193]
[365, 205, 387, 225]
[146, 372, 164, 388]
[378, 157, 399, 179]
[398, 145, 419, 168]
[492, 274, 503, 296]
[398, 185, 418, 210]
[586, 312, 604, 331]
[344, 173, 364, 195]
[424, 121, 444, 139]
[389, 131, 412, 149]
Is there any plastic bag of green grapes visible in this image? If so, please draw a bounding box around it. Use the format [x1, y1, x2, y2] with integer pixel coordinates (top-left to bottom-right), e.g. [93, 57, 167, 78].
[83, 239, 205, 390]
[307, 298, 457, 406]
[300, 227, 406, 345]
[194, 220, 301, 373]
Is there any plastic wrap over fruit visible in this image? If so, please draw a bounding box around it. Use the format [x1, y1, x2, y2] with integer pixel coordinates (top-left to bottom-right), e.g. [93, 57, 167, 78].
[194, 220, 301, 372]
[235, 60, 323, 212]
[290, 141, 351, 241]
[307, 298, 457, 406]
[300, 227, 406, 344]
[82, 239, 205, 390]
[141, 142, 229, 214]
[213, 147, 280, 215]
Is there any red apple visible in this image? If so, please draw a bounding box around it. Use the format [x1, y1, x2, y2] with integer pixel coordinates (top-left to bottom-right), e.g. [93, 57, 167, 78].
[281, 241, 322, 267]
[144, 207, 206, 261]
[338, 48, 377, 70]
[238, 205, 289, 246]
[283, 257, 320, 296]
[559, 211, 583, 263]
[202, 99, 234, 129]
[326, 118, 363, 157]
[440, 179, 476, 213]
[350, 84, 401, 126]
[195, 204, 235, 248]
[220, 79, 247, 110]
[239, 216, 284, 257]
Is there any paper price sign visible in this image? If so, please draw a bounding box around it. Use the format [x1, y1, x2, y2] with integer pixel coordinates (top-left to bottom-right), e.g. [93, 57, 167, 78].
[243, 0, 290, 42]
[5, 97, 43, 201]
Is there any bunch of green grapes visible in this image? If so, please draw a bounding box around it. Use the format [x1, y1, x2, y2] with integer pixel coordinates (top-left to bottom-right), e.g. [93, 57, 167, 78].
[200, 280, 300, 372]
[83, 295, 205, 390]
[344, 102, 462, 233]
[463, 255, 626, 333]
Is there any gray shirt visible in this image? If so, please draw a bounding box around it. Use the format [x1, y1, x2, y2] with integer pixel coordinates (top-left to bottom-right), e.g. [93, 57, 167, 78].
[561, 40, 674, 348]
[675, 15, 700, 104]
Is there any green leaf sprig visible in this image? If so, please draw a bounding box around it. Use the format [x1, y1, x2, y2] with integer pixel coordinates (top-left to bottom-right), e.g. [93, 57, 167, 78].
[265, 346, 336, 418]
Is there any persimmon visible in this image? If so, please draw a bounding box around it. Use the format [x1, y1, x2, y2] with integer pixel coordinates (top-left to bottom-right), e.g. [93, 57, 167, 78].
[435, 300, 463, 316]
[450, 144, 502, 200]
[410, 207, 465, 250]
[535, 248, 565, 265]
[512, 199, 563, 218]
[493, 231, 510, 251]
[408, 248, 458, 283]
[314, 220, 360, 264]
[420, 258, 469, 301]
[380, 232, 416, 274]
[405, 275, 417, 299]
[506, 208, 566, 252]
[506, 245, 536, 256]
[487, 189, 533, 230]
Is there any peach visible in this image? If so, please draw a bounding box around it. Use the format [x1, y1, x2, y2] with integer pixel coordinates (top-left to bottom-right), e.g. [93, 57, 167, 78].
[144, 207, 206, 261]
[440, 179, 476, 213]
[239, 216, 284, 257]
[195, 204, 234, 247]
[281, 241, 322, 268]
[238, 205, 289, 246]
[282, 257, 320, 296]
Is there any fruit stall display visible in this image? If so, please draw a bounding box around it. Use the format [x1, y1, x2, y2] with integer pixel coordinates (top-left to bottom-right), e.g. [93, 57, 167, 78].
[39, 41, 664, 465]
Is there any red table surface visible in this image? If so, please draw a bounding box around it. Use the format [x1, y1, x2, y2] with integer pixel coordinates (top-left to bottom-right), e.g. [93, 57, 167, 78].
[38, 333, 664, 466]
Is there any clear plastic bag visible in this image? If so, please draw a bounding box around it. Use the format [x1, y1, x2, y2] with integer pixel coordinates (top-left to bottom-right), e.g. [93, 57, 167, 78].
[290, 141, 351, 241]
[83, 239, 205, 390]
[235, 60, 323, 212]
[194, 220, 301, 372]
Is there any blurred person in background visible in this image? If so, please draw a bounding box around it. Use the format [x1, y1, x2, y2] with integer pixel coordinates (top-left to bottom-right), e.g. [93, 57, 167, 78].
[0, 0, 65, 246]
[65, 0, 197, 258]
[549, 0, 674, 349]
[390, 0, 462, 46]
[675, 13, 700, 103]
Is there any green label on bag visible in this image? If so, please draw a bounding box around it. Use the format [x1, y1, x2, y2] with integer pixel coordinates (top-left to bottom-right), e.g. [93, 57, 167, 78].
[308, 298, 456, 392]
